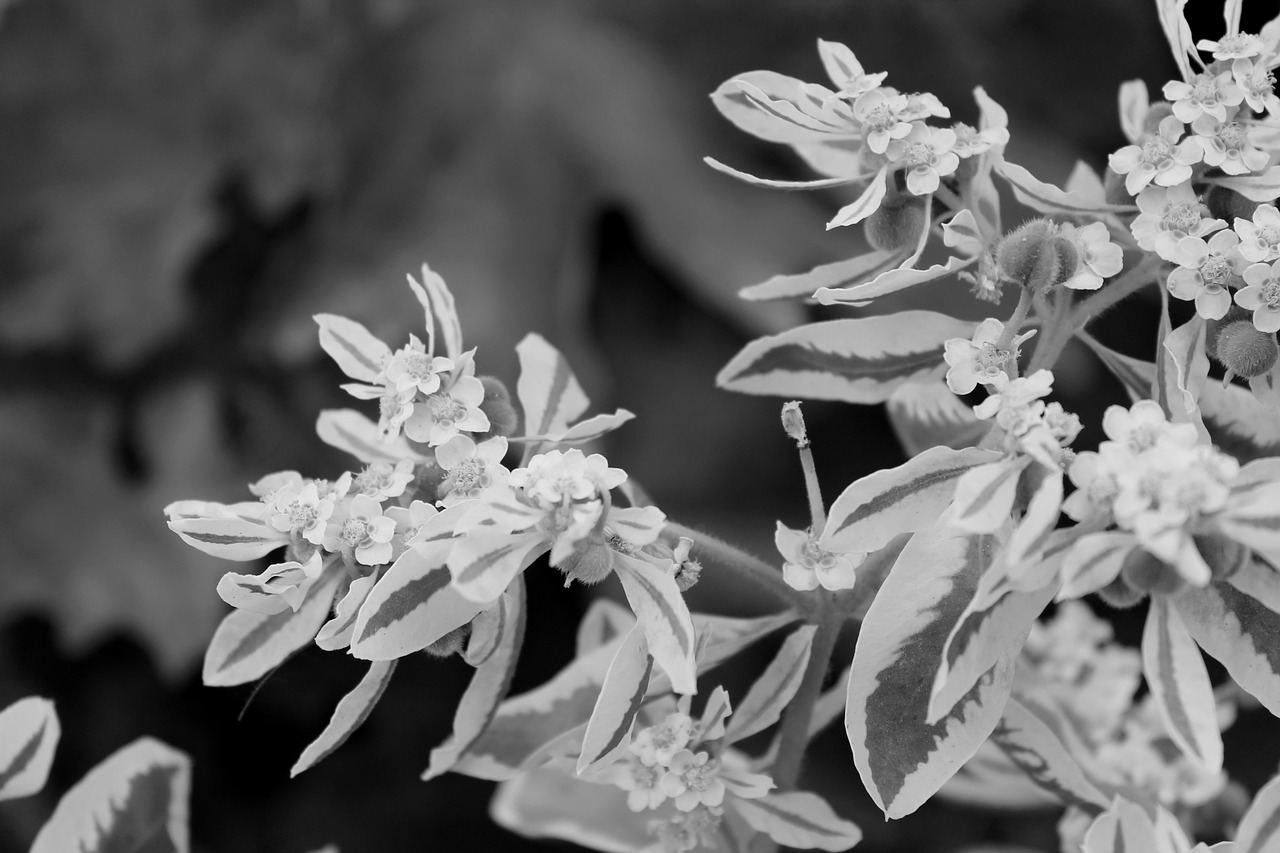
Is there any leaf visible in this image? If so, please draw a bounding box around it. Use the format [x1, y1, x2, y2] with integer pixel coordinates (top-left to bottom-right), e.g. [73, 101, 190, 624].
[822, 445, 1002, 553]
[827, 167, 888, 228]
[703, 156, 865, 190]
[291, 660, 397, 777]
[350, 544, 488, 661]
[738, 249, 906, 302]
[1176, 576, 1280, 717]
[949, 458, 1030, 534]
[202, 570, 340, 687]
[1218, 483, 1280, 568]
[730, 791, 862, 852]
[989, 697, 1110, 813]
[577, 625, 653, 774]
[813, 256, 975, 307]
[728, 76, 847, 139]
[423, 579, 527, 781]
[451, 611, 796, 781]
[846, 525, 1015, 819]
[710, 70, 836, 144]
[0, 697, 60, 801]
[1081, 798, 1167, 853]
[536, 410, 635, 445]
[407, 263, 463, 359]
[1162, 314, 1210, 438]
[1228, 558, 1280, 615]
[613, 552, 697, 695]
[719, 311, 974, 403]
[725, 624, 817, 744]
[166, 516, 287, 562]
[1059, 532, 1136, 600]
[574, 599, 637, 657]
[1235, 773, 1280, 853]
[885, 381, 988, 456]
[1198, 380, 1280, 462]
[1205, 167, 1280, 201]
[29, 737, 191, 853]
[1077, 334, 1157, 403]
[314, 313, 390, 382]
[314, 409, 427, 465]
[1142, 597, 1223, 773]
[939, 741, 1059, 810]
[1118, 80, 1149, 144]
[315, 573, 377, 652]
[515, 333, 590, 443]
[994, 158, 1134, 215]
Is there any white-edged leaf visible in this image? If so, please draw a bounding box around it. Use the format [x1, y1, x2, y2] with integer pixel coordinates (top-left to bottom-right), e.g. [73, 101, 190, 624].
[315, 573, 377, 652]
[1059, 532, 1136, 600]
[515, 333, 589, 443]
[1077, 334, 1156, 403]
[614, 553, 697, 696]
[725, 625, 817, 744]
[814, 255, 975, 306]
[291, 660, 397, 777]
[827, 167, 888, 229]
[949, 458, 1029, 533]
[1205, 167, 1280, 201]
[315, 409, 427, 464]
[314, 314, 389, 383]
[1119, 80, 1149, 144]
[1162, 315, 1210, 437]
[518, 410, 635, 446]
[423, 579, 526, 781]
[0, 697, 59, 801]
[1235, 773, 1280, 853]
[1082, 798, 1165, 853]
[451, 611, 796, 781]
[29, 737, 191, 853]
[166, 517, 286, 561]
[822, 445, 1002, 553]
[929, 572, 1056, 724]
[739, 249, 906, 302]
[406, 264, 463, 359]
[575, 599, 637, 657]
[994, 158, 1134, 215]
[885, 381, 988, 456]
[718, 312, 974, 403]
[351, 545, 488, 661]
[1228, 558, 1280, 615]
[703, 156, 863, 190]
[1142, 597, 1223, 773]
[938, 741, 1059, 810]
[1003, 472, 1063, 567]
[203, 571, 340, 687]
[1199, 379, 1280, 462]
[846, 525, 1015, 818]
[1176, 576, 1280, 717]
[1219, 482, 1280, 568]
[711, 71, 835, 144]
[989, 697, 1110, 813]
[731, 791, 862, 852]
[577, 626, 653, 774]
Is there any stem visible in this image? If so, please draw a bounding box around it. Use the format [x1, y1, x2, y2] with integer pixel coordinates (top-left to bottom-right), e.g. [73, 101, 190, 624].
[1071, 257, 1162, 327]
[769, 598, 843, 790]
[931, 184, 965, 215]
[663, 521, 809, 610]
[797, 444, 826, 532]
[995, 287, 1034, 352]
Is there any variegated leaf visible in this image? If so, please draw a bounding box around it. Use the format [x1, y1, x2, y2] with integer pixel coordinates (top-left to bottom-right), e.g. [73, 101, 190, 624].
[452, 612, 796, 781]
[1219, 482, 1280, 567]
[29, 738, 191, 853]
[1077, 334, 1157, 403]
[994, 158, 1134, 214]
[725, 624, 817, 744]
[0, 697, 59, 801]
[949, 458, 1029, 534]
[577, 626, 653, 774]
[515, 333, 590, 444]
[822, 445, 1002, 553]
[813, 255, 975, 307]
[1228, 558, 1280, 614]
[1205, 167, 1280, 201]
[739, 249, 906, 302]
[514, 409, 634, 446]
[167, 516, 287, 561]
[614, 552, 697, 695]
[717, 312, 973, 403]
[1059, 532, 1136, 600]
[730, 791, 862, 852]
[351, 544, 488, 661]
[827, 167, 888, 228]
[1142, 597, 1223, 773]
[1235, 772, 1280, 853]
[291, 660, 397, 776]
[1003, 471, 1063, 567]
[423, 579, 526, 781]
[1176, 577, 1280, 717]
[846, 525, 1015, 819]
[315, 573, 377, 652]
[1162, 315, 1210, 438]
[1082, 799, 1183, 853]
[314, 313, 389, 383]
[1199, 380, 1280, 462]
[885, 381, 987, 457]
[711, 72, 843, 143]
[938, 741, 1058, 810]
[703, 156, 864, 190]
[575, 599, 637, 657]
[989, 697, 1110, 813]
[203, 570, 340, 686]
[315, 409, 427, 464]
[406, 263, 463, 359]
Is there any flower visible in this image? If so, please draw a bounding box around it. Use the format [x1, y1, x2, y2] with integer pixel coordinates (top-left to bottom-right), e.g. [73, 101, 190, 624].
[1234, 203, 1280, 263]
[948, 121, 1007, 159]
[351, 459, 416, 502]
[1236, 259, 1280, 332]
[661, 750, 726, 812]
[403, 374, 491, 446]
[1166, 228, 1244, 320]
[1191, 116, 1268, 175]
[325, 494, 397, 566]
[1162, 70, 1243, 124]
[774, 522, 863, 591]
[1108, 115, 1203, 195]
[893, 123, 959, 195]
[850, 88, 913, 155]
[435, 435, 509, 507]
[385, 499, 438, 548]
[818, 39, 887, 100]
[944, 318, 1026, 394]
[268, 481, 336, 547]
[1198, 32, 1265, 60]
[1130, 183, 1225, 263]
[1231, 57, 1280, 114]
[630, 711, 694, 768]
[972, 369, 1054, 436]
[383, 334, 454, 396]
[1058, 221, 1124, 290]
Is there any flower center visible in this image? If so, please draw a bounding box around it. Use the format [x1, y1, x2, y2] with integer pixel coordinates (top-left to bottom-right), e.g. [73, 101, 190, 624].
[1262, 281, 1280, 308]
[1089, 474, 1119, 506]
[800, 537, 837, 570]
[863, 104, 896, 130]
[1129, 424, 1163, 452]
[1190, 74, 1219, 104]
[1140, 135, 1174, 164]
[402, 351, 435, 381]
[1248, 69, 1276, 98]
[977, 343, 1011, 374]
[354, 464, 393, 496]
[1260, 225, 1280, 246]
[342, 517, 370, 547]
[1162, 202, 1202, 234]
[1200, 255, 1233, 286]
[904, 142, 934, 168]
[679, 756, 718, 792]
[446, 459, 485, 495]
[1218, 121, 1248, 149]
[427, 393, 468, 425]
[288, 501, 317, 529]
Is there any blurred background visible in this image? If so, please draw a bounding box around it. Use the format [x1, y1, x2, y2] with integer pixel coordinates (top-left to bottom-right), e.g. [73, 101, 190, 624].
[0, 0, 1274, 850]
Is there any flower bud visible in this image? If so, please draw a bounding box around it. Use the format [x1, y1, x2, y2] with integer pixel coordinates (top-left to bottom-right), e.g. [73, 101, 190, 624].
[864, 193, 929, 251]
[478, 375, 519, 438]
[556, 540, 617, 586]
[996, 219, 1079, 293]
[1120, 548, 1186, 597]
[1194, 533, 1249, 581]
[423, 624, 470, 658]
[1204, 185, 1257, 223]
[780, 401, 809, 447]
[1209, 319, 1278, 380]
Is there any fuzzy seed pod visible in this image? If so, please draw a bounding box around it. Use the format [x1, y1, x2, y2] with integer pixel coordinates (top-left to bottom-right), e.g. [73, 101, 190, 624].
[1204, 185, 1257, 224]
[1210, 320, 1278, 379]
[556, 540, 616, 586]
[423, 624, 471, 658]
[478, 375, 519, 438]
[865, 194, 929, 251]
[997, 219, 1079, 293]
[1119, 548, 1186, 597]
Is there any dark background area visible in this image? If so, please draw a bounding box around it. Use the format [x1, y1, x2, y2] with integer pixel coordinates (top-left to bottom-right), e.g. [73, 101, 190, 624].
[1, 1, 1277, 850]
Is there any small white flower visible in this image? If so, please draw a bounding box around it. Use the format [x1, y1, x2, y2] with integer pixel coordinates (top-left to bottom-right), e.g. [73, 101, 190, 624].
[1236, 259, 1280, 332]
[1130, 183, 1225, 262]
[893, 123, 959, 195]
[972, 369, 1054, 436]
[943, 318, 1034, 395]
[435, 435, 510, 507]
[1234, 204, 1280, 263]
[1059, 222, 1124, 290]
[1108, 115, 1203, 195]
[774, 522, 863, 592]
[1162, 70, 1243, 124]
[1166, 228, 1243, 320]
[851, 88, 913, 155]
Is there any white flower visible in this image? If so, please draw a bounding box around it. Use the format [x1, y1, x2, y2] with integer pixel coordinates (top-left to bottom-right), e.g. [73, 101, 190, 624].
[268, 481, 335, 546]
[1108, 115, 1202, 195]
[660, 750, 726, 812]
[383, 334, 454, 396]
[326, 494, 397, 566]
[1198, 32, 1265, 61]
[1231, 57, 1280, 114]
[1162, 70, 1243, 124]
[943, 318, 1034, 394]
[1235, 204, 1280, 263]
[1237, 259, 1280, 332]
[435, 435, 510, 507]
[1130, 183, 1224, 262]
[972, 369, 1054, 436]
[774, 522, 862, 591]
[1059, 222, 1123, 290]
[893, 123, 959, 195]
[403, 374, 490, 446]
[1191, 116, 1268, 175]
[850, 88, 913, 155]
[351, 459, 416, 502]
[1166, 228, 1244, 320]
[630, 712, 694, 767]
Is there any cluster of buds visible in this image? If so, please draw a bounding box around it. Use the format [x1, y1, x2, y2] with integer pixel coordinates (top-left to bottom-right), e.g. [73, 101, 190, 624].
[994, 219, 1124, 294]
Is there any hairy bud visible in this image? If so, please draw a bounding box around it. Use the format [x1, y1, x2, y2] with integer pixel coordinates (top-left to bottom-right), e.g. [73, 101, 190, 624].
[478, 375, 519, 438]
[996, 219, 1079, 293]
[864, 194, 929, 251]
[1120, 548, 1186, 597]
[556, 541, 617, 586]
[1210, 320, 1278, 380]
[423, 624, 470, 658]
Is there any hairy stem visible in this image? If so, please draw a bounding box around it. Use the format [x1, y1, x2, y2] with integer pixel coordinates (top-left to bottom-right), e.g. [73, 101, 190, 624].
[663, 521, 809, 610]
[768, 598, 844, 790]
